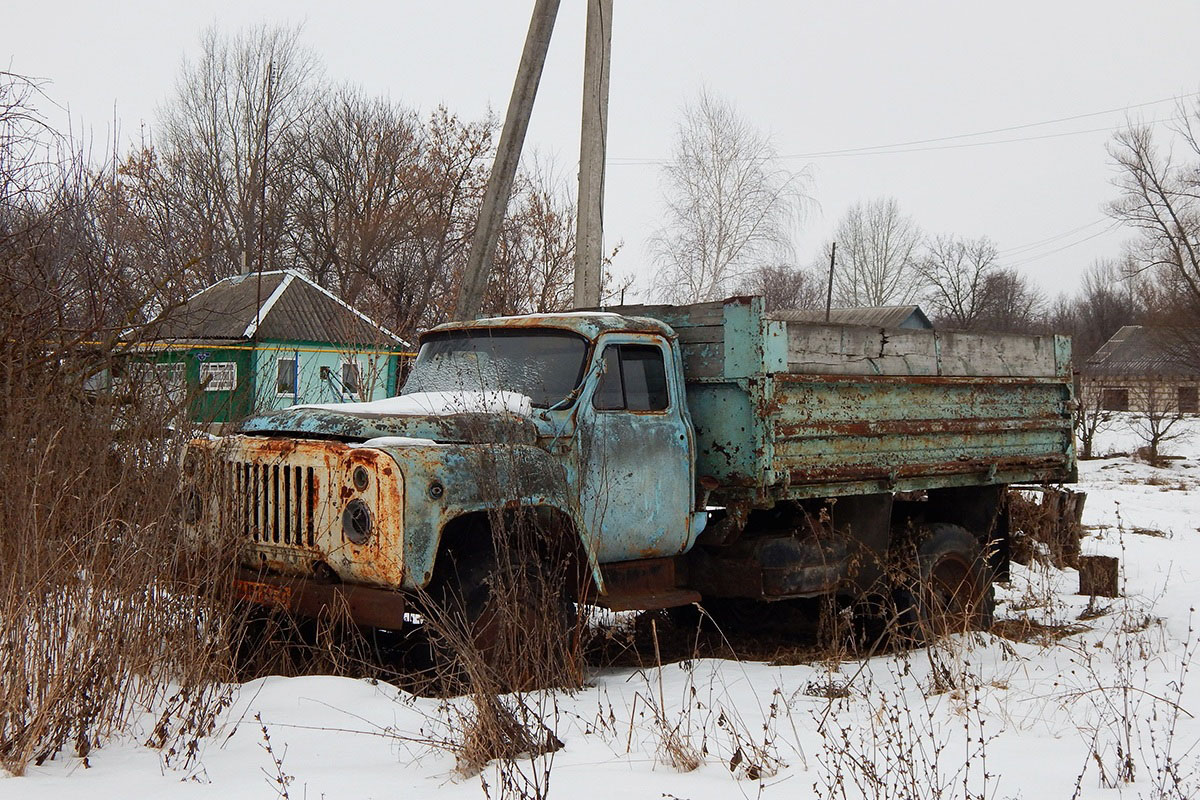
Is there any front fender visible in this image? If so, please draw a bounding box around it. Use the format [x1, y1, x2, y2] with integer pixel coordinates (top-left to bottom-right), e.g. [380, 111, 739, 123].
[372, 442, 596, 590]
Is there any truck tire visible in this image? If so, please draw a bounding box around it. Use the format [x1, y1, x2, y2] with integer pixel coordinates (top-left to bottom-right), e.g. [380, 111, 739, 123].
[896, 523, 995, 642]
[428, 549, 579, 689]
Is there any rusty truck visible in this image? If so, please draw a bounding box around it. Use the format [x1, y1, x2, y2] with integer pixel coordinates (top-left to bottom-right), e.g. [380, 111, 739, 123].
[183, 296, 1076, 642]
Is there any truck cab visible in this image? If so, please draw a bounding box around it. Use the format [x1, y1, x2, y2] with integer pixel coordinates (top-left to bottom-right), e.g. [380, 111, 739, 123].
[185, 311, 707, 627]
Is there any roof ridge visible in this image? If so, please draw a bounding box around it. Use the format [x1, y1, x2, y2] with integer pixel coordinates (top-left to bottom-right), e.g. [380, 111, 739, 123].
[281, 270, 409, 347]
[242, 272, 294, 339]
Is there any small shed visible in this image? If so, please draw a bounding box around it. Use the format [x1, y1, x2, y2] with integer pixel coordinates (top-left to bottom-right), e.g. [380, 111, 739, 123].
[769, 305, 933, 330]
[1084, 325, 1199, 414]
[140, 270, 410, 425]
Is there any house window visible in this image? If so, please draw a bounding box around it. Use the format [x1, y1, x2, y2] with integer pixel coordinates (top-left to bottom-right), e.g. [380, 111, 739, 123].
[199, 362, 237, 392]
[1101, 388, 1129, 412]
[593, 344, 669, 411]
[157, 362, 185, 387]
[157, 362, 186, 406]
[341, 360, 362, 398]
[1179, 386, 1199, 414]
[276, 357, 297, 396]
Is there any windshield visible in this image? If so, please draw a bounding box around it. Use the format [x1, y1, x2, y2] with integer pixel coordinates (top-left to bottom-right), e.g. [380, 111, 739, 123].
[401, 329, 589, 409]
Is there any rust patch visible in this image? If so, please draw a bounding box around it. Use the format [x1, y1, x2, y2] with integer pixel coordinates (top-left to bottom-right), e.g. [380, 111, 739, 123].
[190, 435, 407, 597]
[234, 578, 292, 608]
[775, 415, 1064, 440]
[235, 569, 406, 629]
[787, 455, 1067, 486]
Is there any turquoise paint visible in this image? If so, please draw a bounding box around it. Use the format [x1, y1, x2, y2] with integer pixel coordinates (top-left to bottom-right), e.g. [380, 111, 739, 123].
[251, 342, 398, 411]
[239, 325, 698, 592]
[226, 299, 1075, 595]
[680, 297, 1076, 504]
[152, 346, 253, 424]
[142, 341, 401, 424]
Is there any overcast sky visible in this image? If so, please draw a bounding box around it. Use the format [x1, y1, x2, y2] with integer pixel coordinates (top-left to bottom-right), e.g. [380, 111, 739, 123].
[6, 1, 1199, 302]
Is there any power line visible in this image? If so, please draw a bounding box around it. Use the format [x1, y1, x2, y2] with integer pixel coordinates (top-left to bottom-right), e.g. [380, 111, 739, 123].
[1004, 221, 1124, 268]
[782, 93, 1197, 159]
[795, 117, 1177, 159]
[609, 92, 1199, 165]
[998, 218, 1111, 257]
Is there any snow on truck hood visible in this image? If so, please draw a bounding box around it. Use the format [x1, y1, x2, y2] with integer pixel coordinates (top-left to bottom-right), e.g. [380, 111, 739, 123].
[292, 391, 534, 418]
[237, 391, 538, 445]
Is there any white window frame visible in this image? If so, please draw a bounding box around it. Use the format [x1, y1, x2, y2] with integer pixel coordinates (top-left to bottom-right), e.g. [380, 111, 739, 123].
[200, 361, 237, 392]
[156, 361, 185, 387]
[275, 356, 298, 397]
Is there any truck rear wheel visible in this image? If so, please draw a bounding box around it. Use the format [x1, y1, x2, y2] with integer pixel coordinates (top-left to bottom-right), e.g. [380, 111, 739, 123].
[896, 523, 994, 642]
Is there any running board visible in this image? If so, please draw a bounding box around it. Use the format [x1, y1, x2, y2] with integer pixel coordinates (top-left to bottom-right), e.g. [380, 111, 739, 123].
[596, 588, 701, 612]
[595, 557, 699, 611]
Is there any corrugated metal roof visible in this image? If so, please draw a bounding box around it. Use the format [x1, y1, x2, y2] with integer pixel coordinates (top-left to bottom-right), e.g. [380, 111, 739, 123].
[152, 271, 407, 347]
[769, 305, 933, 329]
[1084, 325, 1197, 377]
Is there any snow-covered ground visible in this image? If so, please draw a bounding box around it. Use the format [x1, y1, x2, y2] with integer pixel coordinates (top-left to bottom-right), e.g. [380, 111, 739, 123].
[5, 420, 1200, 799]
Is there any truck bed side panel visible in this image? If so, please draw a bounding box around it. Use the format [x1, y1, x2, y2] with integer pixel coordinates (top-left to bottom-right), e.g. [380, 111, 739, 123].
[614, 298, 1076, 503]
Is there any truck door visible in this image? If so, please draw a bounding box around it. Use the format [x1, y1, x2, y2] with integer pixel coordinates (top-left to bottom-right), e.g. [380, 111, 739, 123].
[576, 336, 695, 563]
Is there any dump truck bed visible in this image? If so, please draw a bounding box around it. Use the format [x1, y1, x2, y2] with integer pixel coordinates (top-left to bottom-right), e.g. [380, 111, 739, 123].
[614, 297, 1076, 504]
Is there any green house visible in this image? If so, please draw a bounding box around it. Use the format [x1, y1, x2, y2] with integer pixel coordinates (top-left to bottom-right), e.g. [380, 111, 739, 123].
[143, 270, 410, 427]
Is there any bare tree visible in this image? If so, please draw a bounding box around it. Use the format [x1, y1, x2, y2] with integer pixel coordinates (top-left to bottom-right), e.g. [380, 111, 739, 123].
[0, 72, 149, 336]
[99, 146, 198, 312]
[289, 87, 423, 306]
[974, 268, 1045, 333]
[649, 89, 807, 304]
[1059, 259, 1145, 359]
[0, 72, 56, 226]
[486, 158, 577, 316]
[1074, 375, 1116, 460]
[366, 106, 495, 339]
[1129, 377, 1191, 463]
[830, 197, 922, 307]
[157, 24, 322, 288]
[736, 263, 822, 311]
[1108, 100, 1200, 368]
[917, 234, 998, 328]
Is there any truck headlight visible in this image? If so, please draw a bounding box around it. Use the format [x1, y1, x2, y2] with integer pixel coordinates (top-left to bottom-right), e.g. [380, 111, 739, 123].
[343, 499, 372, 544]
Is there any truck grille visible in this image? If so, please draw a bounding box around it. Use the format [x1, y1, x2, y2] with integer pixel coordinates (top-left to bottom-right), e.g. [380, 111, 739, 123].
[224, 461, 316, 547]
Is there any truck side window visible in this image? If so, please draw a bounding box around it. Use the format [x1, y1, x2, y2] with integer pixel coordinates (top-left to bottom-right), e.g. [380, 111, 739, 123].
[593, 344, 669, 411]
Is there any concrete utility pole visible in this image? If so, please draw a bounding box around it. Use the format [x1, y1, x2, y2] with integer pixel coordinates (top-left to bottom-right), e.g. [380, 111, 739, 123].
[573, 0, 612, 309]
[825, 242, 836, 322]
[455, 0, 562, 321]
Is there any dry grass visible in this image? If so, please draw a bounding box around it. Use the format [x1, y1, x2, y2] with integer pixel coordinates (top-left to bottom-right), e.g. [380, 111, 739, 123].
[0, 345, 247, 774]
[403, 500, 588, 799]
[1008, 486, 1085, 568]
[991, 618, 1090, 645]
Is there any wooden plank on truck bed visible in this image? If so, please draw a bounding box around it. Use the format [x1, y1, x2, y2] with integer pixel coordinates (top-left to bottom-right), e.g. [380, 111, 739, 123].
[609, 300, 731, 378]
[782, 321, 1062, 378]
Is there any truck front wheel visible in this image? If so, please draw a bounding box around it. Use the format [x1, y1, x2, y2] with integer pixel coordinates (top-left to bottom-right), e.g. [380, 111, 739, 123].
[426, 548, 581, 690]
[896, 523, 995, 642]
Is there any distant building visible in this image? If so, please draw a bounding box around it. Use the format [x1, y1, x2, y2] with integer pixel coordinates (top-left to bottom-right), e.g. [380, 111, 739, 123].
[1083, 325, 1199, 414]
[136, 270, 410, 426]
[769, 305, 933, 330]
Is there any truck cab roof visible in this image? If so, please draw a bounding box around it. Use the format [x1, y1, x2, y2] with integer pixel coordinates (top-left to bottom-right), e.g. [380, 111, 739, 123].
[423, 311, 675, 342]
